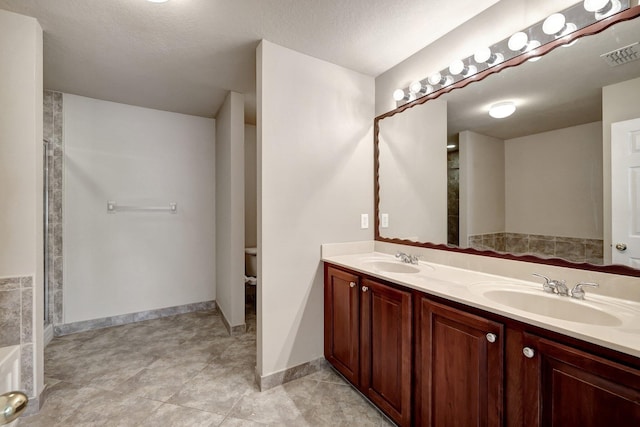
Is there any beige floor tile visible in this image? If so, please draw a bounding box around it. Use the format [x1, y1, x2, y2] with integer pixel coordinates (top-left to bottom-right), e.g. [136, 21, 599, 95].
[114, 358, 207, 401]
[137, 403, 225, 427]
[228, 378, 320, 425]
[20, 306, 392, 426]
[58, 387, 163, 427]
[219, 417, 269, 426]
[168, 363, 257, 416]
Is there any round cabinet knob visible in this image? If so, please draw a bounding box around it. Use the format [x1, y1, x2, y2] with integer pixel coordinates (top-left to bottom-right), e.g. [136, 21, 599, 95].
[486, 333, 497, 343]
[523, 347, 535, 359]
[349, 282, 356, 288]
[615, 243, 627, 252]
[362, 286, 369, 292]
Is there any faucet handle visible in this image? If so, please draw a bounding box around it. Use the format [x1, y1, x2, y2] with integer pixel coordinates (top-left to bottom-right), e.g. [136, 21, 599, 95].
[532, 273, 556, 293]
[570, 282, 599, 300]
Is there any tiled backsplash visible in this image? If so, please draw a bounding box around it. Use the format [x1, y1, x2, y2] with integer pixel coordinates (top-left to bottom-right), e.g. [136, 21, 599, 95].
[469, 232, 604, 265]
[44, 90, 63, 326]
[0, 276, 35, 397]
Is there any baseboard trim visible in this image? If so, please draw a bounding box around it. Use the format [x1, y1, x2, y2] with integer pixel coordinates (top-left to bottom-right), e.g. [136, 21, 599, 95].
[54, 300, 216, 336]
[219, 307, 246, 337]
[22, 382, 49, 417]
[256, 357, 328, 391]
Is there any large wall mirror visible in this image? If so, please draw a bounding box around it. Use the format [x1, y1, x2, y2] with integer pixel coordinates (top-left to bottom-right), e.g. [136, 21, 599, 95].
[375, 6, 640, 276]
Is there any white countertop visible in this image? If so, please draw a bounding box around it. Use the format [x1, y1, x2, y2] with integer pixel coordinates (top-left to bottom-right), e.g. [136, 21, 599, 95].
[322, 250, 640, 359]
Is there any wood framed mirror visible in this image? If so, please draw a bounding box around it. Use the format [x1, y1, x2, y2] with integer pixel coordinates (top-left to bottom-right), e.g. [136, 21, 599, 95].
[374, 5, 640, 277]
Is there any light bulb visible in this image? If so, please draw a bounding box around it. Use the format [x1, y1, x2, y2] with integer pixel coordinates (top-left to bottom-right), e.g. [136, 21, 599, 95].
[449, 60, 464, 75]
[584, 0, 622, 19]
[428, 72, 442, 86]
[527, 40, 542, 62]
[393, 89, 406, 102]
[474, 47, 504, 66]
[474, 47, 491, 64]
[392, 89, 416, 103]
[449, 60, 477, 77]
[410, 81, 432, 96]
[508, 32, 529, 51]
[428, 72, 453, 87]
[543, 13, 577, 37]
[543, 13, 566, 35]
[489, 101, 516, 119]
[584, 0, 609, 10]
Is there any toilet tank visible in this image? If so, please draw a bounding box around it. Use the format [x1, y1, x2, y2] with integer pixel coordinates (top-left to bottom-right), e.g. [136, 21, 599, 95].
[245, 247, 257, 277]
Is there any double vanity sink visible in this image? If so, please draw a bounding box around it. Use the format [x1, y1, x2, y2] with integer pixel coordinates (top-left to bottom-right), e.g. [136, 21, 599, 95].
[366, 256, 624, 327]
[326, 250, 640, 357]
[323, 246, 640, 426]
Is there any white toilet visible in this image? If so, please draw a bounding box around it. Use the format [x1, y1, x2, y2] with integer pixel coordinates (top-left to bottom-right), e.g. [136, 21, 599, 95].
[244, 247, 257, 286]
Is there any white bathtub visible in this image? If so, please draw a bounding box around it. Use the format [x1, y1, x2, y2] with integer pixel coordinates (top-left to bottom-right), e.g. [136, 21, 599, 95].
[0, 345, 21, 426]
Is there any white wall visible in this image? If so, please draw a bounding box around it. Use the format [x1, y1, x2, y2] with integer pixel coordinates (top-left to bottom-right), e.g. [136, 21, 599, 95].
[459, 131, 505, 244]
[375, 0, 580, 115]
[0, 9, 43, 402]
[257, 40, 374, 378]
[64, 94, 215, 323]
[378, 101, 447, 242]
[0, 10, 43, 279]
[215, 91, 245, 329]
[505, 122, 603, 239]
[603, 76, 640, 262]
[245, 124, 257, 248]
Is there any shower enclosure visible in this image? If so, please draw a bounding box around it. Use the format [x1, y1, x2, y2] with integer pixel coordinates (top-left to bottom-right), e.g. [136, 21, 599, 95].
[43, 139, 52, 327]
[43, 90, 64, 337]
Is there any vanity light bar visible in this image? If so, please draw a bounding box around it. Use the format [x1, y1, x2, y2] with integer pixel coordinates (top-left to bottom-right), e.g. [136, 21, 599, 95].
[393, 0, 630, 106]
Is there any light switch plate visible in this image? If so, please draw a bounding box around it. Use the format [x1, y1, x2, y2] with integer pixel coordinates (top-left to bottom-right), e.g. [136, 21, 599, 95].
[381, 213, 389, 228]
[361, 214, 369, 229]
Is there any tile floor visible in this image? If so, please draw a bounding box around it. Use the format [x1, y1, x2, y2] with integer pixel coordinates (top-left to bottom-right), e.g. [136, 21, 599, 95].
[21, 306, 393, 426]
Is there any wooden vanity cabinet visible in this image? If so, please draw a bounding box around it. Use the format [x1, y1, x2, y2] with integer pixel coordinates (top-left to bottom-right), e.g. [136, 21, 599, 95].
[324, 266, 360, 384]
[415, 296, 504, 427]
[324, 263, 640, 427]
[324, 265, 412, 426]
[521, 333, 640, 426]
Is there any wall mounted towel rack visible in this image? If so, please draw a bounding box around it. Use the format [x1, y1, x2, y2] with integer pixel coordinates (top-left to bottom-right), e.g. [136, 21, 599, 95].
[107, 201, 177, 214]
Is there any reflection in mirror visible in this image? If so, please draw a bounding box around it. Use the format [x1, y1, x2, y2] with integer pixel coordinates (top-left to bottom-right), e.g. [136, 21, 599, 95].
[376, 9, 640, 274]
[378, 100, 447, 243]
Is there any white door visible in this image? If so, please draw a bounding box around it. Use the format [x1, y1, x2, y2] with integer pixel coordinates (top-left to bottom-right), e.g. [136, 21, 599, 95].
[611, 118, 640, 267]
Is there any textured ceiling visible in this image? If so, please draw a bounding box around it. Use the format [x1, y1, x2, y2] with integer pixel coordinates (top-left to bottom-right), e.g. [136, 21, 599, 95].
[0, 0, 499, 122]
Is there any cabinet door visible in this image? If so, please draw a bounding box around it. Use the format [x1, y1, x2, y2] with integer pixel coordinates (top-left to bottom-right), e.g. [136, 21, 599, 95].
[416, 298, 504, 427]
[360, 278, 412, 427]
[522, 333, 640, 427]
[324, 265, 360, 384]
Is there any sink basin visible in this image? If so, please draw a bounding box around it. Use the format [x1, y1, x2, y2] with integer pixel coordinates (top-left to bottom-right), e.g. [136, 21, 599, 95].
[482, 289, 622, 326]
[363, 261, 421, 274]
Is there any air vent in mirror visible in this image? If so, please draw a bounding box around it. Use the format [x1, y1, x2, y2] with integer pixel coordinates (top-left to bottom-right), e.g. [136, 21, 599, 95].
[601, 42, 640, 67]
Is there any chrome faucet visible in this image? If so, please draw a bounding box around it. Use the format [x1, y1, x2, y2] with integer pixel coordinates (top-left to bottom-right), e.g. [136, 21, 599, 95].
[396, 252, 419, 265]
[570, 282, 599, 300]
[532, 273, 569, 296]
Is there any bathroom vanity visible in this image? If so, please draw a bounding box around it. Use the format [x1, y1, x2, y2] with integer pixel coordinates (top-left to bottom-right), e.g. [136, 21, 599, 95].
[350, 4, 640, 425]
[323, 251, 640, 427]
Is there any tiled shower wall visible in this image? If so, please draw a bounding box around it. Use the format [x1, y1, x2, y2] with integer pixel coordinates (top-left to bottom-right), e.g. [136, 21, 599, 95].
[0, 276, 35, 397]
[44, 90, 63, 326]
[468, 232, 604, 265]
